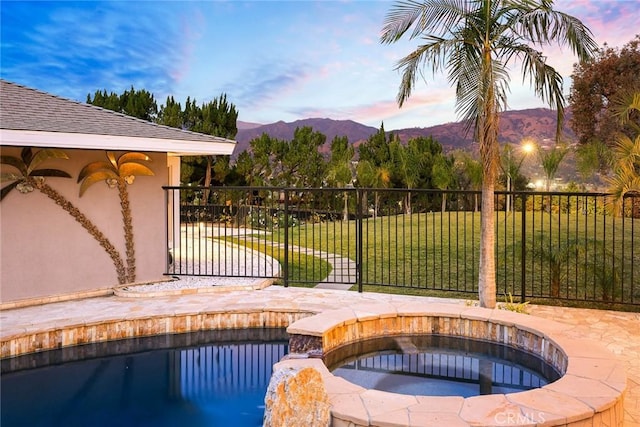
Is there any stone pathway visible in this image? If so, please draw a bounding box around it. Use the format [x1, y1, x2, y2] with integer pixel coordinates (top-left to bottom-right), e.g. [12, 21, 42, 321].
[1, 286, 638, 425]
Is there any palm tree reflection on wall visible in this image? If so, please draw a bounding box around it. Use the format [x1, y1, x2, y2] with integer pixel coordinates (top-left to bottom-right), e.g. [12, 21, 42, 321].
[78, 152, 154, 283]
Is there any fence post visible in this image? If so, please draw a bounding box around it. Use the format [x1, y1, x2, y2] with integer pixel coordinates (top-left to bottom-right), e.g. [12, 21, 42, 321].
[356, 188, 363, 293]
[283, 189, 289, 288]
[520, 192, 527, 303]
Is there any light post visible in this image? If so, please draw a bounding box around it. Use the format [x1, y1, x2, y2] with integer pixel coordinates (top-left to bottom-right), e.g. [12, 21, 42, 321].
[505, 140, 534, 213]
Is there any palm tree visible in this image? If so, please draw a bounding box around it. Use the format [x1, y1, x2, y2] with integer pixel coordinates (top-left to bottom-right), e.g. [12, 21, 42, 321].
[356, 160, 391, 218]
[1, 147, 127, 283]
[607, 91, 640, 215]
[381, 0, 596, 308]
[390, 139, 423, 214]
[78, 152, 154, 283]
[432, 154, 454, 212]
[537, 142, 569, 192]
[326, 136, 356, 221]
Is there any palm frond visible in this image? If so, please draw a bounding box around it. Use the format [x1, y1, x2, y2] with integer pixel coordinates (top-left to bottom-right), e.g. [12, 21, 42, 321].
[79, 170, 119, 196]
[606, 170, 640, 215]
[118, 163, 154, 178]
[30, 169, 73, 179]
[20, 148, 33, 167]
[0, 155, 27, 176]
[381, 0, 467, 43]
[77, 161, 115, 183]
[28, 149, 69, 175]
[117, 152, 152, 167]
[612, 134, 640, 171]
[0, 181, 20, 201]
[611, 90, 640, 132]
[107, 152, 118, 169]
[1, 172, 23, 183]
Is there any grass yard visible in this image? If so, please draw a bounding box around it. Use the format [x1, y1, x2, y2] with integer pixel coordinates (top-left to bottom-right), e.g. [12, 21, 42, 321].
[260, 208, 640, 307]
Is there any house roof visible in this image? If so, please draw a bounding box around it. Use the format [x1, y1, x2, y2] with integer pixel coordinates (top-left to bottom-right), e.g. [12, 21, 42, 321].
[0, 80, 236, 156]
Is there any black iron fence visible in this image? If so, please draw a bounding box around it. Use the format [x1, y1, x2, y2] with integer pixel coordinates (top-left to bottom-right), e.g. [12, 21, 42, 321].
[164, 186, 639, 308]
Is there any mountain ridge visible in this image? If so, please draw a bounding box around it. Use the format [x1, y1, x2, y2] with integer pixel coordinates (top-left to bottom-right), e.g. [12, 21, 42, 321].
[234, 108, 575, 156]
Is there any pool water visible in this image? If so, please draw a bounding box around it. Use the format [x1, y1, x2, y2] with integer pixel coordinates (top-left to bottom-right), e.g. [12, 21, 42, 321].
[324, 334, 561, 398]
[1, 328, 288, 427]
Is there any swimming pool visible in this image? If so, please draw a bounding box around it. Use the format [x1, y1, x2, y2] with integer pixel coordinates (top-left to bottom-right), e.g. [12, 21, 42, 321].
[1, 328, 288, 427]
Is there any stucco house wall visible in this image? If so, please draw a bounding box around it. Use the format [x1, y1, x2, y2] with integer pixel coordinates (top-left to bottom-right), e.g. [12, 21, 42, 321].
[0, 148, 168, 302]
[0, 80, 236, 305]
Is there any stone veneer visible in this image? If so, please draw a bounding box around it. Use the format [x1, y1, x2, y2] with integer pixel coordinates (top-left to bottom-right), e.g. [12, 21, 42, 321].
[285, 302, 627, 427]
[0, 310, 310, 358]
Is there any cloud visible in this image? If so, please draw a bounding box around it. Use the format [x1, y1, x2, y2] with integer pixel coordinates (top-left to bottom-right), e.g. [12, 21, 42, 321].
[223, 61, 313, 112]
[1, 2, 185, 101]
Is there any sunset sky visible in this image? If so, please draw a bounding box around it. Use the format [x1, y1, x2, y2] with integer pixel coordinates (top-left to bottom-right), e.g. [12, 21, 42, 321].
[1, 1, 638, 130]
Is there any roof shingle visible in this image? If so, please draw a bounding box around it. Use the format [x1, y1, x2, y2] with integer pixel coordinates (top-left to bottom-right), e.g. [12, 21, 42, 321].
[0, 80, 236, 153]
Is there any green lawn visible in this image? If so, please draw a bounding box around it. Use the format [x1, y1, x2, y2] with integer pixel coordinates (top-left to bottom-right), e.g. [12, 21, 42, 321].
[262, 209, 639, 307]
[213, 201, 639, 309]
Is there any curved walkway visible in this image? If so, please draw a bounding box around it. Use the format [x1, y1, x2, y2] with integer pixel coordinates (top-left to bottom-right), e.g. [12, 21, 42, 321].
[1, 287, 638, 425]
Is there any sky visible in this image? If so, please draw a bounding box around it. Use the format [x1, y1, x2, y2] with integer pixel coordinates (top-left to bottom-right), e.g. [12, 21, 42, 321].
[1, 1, 638, 131]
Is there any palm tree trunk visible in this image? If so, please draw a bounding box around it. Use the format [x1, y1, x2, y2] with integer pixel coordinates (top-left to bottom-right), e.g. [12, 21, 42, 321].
[478, 180, 497, 309]
[478, 60, 499, 309]
[35, 180, 127, 284]
[117, 180, 136, 282]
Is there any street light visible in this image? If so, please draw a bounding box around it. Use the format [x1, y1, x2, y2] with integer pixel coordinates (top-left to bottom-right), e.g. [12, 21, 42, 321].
[505, 139, 535, 213]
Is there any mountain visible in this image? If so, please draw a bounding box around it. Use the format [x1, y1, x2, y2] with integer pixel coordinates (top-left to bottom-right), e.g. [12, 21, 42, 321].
[237, 120, 263, 130]
[234, 118, 378, 156]
[233, 108, 576, 157]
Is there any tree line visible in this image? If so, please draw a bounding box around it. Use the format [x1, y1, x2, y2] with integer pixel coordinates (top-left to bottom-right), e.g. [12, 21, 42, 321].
[86, 34, 639, 207]
[87, 88, 526, 195]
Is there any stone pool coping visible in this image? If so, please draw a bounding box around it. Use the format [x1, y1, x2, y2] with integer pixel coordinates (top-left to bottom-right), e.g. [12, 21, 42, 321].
[283, 303, 627, 427]
[0, 291, 629, 426]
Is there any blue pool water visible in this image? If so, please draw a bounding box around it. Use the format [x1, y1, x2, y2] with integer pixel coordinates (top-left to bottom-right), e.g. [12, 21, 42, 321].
[324, 334, 561, 398]
[1, 329, 288, 427]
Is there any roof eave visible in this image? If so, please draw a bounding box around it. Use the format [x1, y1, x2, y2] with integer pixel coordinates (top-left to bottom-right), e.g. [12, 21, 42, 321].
[0, 129, 236, 156]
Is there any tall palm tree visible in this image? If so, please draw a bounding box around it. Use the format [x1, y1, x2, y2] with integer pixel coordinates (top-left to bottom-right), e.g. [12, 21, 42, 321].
[1, 148, 127, 284]
[381, 0, 596, 308]
[78, 152, 154, 283]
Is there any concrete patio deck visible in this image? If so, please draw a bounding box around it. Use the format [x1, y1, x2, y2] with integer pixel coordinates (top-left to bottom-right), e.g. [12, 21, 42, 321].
[1, 286, 638, 426]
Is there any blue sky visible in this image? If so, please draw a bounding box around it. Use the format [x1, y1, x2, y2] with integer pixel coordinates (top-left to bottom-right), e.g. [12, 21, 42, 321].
[1, 1, 638, 130]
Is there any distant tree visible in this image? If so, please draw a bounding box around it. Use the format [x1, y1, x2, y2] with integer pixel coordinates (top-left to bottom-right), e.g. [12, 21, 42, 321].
[570, 35, 640, 147]
[575, 139, 614, 183]
[431, 154, 455, 212]
[326, 136, 355, 187]
[358, 124, 392, 170]
[355, 159, 392, 217]
[245, 133, 281, 186]
[280, 127, 327, 187]
[326, 136, 355, 220]
[120, 87, 157, 121]
[235, 150, 261, 187]
[453, 150, 483, 211]
[406, 136, 444, 189]
[156, 96, 183, 128]
[87, 86, 157, 121]
[390, 137, 433, 213]
[160, 94, 238, 188]
[537, 143, 569, 191]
